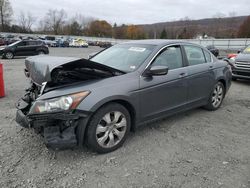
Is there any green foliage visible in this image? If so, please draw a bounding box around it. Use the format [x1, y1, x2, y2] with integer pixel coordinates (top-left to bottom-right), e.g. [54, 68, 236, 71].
[160, 29, 167, 39]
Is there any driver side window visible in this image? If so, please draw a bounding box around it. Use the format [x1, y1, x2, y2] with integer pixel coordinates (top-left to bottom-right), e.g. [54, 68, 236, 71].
[152, 46, 183, 70]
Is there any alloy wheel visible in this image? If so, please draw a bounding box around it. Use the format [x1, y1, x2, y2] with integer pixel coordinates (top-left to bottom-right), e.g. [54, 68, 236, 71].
[5, 52, 13, 59]
[212, 84, 224, 108]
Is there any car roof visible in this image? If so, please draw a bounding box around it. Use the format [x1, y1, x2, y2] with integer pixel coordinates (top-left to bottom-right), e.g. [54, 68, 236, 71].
[22, 40, 42, 42]
[124, 39, 195, 46]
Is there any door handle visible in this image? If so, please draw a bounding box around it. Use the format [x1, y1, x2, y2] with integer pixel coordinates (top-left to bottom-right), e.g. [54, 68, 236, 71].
[209, 65, 214, 69]
[179, 72, 187, 78]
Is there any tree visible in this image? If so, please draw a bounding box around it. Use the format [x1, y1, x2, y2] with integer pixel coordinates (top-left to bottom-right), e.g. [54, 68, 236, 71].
[0, 0, 13, 31]
[126, 25, 146, 39]
[18, 11, 36, 32]
[43, 9, 67, 35]
[69, 21, 82, 36]
[72, 13, 94, 30]
[238, 16, 250, 38]
[160, 29, 167, 39]
[88, 20, 112, 37]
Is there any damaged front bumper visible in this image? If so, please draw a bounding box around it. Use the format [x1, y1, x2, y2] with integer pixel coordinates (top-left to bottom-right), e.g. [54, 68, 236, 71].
[16, 98, 90, 150]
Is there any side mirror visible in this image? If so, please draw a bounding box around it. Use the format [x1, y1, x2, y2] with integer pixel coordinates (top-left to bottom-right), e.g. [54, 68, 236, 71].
[143, 65, 169, 77]
[237, 49, 242, 54]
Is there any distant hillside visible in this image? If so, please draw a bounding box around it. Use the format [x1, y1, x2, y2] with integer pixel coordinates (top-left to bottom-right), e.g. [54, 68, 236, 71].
[139, 16, 249, 39]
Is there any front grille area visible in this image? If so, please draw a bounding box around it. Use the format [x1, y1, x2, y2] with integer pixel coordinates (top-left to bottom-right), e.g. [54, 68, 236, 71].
[235, 61, 250, 69]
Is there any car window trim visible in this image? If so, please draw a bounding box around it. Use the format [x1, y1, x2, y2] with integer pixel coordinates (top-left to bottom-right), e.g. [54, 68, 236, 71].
[203, 49, 214, 63]
[203, 49, 211, 63]
[142, 43, 185, 75]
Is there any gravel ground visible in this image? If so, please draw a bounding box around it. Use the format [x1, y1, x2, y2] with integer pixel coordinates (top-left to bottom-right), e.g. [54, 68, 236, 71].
[0, 47, 249, 188]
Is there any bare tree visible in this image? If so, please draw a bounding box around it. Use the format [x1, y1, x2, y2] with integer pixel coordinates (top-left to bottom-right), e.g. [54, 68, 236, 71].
[19, 11, 36, 32]
[228, 11, 237, 18]
[0, 0, 13, 31]
[73, 13, 95, 30]
[43, 9, 67, 35]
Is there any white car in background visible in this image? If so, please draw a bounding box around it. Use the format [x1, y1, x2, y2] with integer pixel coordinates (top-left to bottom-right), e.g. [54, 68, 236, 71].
[69, 38, 88, 48]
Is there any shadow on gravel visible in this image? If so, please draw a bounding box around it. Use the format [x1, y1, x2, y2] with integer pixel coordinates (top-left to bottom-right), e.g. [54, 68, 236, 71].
[40, 108, 207, 159]
[232, 80, 250, 86]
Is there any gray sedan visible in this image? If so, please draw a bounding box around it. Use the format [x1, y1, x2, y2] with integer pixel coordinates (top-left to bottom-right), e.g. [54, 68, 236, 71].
[16, 40, 232, 153]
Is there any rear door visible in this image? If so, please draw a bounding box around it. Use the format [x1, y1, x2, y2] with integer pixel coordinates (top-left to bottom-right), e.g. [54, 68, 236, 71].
[139, 45, 188, 122]
[183, 45, 215, 105]
[26, 41, 38, 55]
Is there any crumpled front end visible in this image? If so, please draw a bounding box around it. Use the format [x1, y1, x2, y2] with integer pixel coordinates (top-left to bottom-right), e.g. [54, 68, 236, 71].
[15, 85, 90, 150]
[16, 56, 124, 150]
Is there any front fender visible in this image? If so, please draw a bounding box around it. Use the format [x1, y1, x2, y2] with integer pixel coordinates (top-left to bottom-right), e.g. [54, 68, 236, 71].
[77, 94, 137, 113]
[90, 95, 135, 112]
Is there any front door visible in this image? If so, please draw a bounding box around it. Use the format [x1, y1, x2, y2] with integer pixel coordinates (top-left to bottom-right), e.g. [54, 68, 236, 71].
[139, 45, 188, 122]
[15, 41, 29, 56]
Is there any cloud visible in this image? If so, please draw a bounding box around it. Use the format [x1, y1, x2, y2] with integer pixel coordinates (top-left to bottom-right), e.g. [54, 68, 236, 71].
[9, 0, 250, 26]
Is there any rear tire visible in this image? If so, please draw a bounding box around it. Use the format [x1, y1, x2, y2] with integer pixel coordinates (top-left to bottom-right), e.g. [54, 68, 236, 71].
[85, 103, 131, 153]
[204, 82, 225, 111]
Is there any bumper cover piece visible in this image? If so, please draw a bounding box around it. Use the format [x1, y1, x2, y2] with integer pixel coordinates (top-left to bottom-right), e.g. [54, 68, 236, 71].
[44, 126, 77, 150]
[16, 110, 29, 128]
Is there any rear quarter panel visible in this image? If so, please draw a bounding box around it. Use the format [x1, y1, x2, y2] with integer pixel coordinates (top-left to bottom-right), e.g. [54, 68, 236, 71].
[213, 60, 232, 92]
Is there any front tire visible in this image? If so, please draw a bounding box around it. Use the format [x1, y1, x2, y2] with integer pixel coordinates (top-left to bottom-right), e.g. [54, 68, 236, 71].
[204, 82, 225, 111]
[4, 52, 14, 59]
[85, 103, 131, 153]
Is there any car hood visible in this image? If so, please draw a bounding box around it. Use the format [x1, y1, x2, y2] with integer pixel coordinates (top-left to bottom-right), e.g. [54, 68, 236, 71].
[25, 55, 125, 86]
[0, 46, 8, 50]
[235, 53, 250, 62]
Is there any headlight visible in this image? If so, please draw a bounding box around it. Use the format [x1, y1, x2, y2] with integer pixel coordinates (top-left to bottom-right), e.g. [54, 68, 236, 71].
[29, 91, 90, 114]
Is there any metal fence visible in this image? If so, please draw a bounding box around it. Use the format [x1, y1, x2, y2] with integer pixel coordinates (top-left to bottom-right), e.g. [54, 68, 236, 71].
[1, 32, 250, 50]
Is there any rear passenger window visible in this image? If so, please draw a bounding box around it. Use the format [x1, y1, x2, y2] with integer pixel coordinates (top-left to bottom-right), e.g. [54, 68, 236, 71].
[27, 41, 37, 46]
[153, 46, 183, 70]
[184, 46, 206, 66]
[203, 50, 212, 62]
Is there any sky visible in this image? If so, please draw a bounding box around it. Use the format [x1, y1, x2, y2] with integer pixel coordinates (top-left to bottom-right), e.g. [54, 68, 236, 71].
[9, 0, 250, 27]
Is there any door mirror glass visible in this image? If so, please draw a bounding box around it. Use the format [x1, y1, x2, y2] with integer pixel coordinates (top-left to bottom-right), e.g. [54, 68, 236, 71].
[145, 65, 169, 76]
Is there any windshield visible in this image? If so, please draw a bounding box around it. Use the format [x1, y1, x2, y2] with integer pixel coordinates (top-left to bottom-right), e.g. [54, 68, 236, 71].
[243, 45, 250, 54]
[91, 44, 155, 72]
[8, 41, 21, 47]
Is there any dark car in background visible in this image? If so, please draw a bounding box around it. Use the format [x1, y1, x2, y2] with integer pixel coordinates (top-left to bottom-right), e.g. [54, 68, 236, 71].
[55, 39, 69, 47]
[16, 40, 231, 153]
[98, 41, 113, 48]
[230, 45, 250, 80]
[0, 40, 49, 59]
[206, 45, 219, 57]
